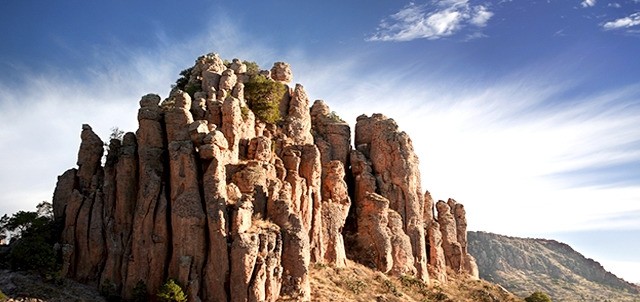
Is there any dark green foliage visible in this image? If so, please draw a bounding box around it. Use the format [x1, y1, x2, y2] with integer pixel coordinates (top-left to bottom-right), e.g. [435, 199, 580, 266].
[240, 105, 250, 121]
[157, 279, 187, 302]
[132, 280, 149, 302]
[0, 289, 7, 301]
[171, 67, 201, 99]
[173, 68, 192, 91]
[243, 60, 260, 76]
[184, 82, 201, 99]
[1, 202, 58, 275]
[100, 279, 120, 302]
[525, 291, 553, 302]
[244, 75, 286, 124]
[9, 236, 56, 273]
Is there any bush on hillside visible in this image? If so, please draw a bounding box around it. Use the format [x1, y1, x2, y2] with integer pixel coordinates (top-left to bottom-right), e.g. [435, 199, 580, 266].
[525, 291, 552, 302]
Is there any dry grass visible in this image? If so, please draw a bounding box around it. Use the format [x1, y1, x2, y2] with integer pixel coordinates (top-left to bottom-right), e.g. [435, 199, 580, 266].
[307, 260, 523, 302]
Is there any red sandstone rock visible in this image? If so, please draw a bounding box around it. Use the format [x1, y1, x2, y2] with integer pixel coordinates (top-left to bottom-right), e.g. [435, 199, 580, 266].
[354, 114, 428, 282]
[52, 56, 484, 301]
[320, 161, 350, 267]
[436, 200, 463, 273]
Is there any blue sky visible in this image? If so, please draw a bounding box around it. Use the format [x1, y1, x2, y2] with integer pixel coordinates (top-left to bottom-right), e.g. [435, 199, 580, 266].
[1, 0, 639, 283]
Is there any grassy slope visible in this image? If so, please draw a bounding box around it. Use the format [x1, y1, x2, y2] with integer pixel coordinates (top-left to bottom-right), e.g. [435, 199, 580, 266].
[305, 260, 523, 302]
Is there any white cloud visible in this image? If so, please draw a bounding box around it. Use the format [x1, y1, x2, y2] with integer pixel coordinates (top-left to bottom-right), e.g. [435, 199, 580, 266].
[0, 14, 278, 217]
[299, 60, 640, 236]
[368, 1, 494, 41]
[470, 5, 494, 27]
[608, 2, 621, 8]
[581, 0, 597, 7]
[603, 12, 640, 30]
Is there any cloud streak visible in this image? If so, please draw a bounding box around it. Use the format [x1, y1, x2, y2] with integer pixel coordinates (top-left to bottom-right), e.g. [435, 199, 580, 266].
[368, 1, 494, 41]
[603, 12, 640, 30]
[0, 13, 278, 217]
[581, 0, 597, 8]
[300, 59, 640, 235]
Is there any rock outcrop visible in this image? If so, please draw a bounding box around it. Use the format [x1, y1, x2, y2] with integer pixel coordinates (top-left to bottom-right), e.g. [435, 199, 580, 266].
[469, 231, 640, 302]
[352, 114, 428, 282]
[52, 53, 478, 301]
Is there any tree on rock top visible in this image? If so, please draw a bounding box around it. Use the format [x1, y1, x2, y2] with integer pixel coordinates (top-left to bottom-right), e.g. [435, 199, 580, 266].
[244, 74, 286, 124]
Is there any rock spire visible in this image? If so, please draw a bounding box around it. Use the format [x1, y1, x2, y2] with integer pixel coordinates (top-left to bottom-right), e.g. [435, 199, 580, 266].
[52, 53, 478, 301]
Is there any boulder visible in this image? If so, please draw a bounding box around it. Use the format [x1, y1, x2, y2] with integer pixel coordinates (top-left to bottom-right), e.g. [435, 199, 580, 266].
[270, 62, 292, 83]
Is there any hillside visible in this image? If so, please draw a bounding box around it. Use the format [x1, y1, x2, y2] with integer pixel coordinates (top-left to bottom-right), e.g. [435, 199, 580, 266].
[0, 262, 523, 302]
[468, 231, 640, 302]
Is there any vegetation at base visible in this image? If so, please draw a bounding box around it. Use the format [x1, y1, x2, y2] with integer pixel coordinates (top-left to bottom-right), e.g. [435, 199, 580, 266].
[132, 280, 149, 302]
[525, 291, 553, 302]
[157, 279, 187, 302]
[244, 74, 286, 124]
[344, 279, 367, 294]
[0, 289, 7, 301]
[100, 279, 120, 302]
[0, 201, 59, 276]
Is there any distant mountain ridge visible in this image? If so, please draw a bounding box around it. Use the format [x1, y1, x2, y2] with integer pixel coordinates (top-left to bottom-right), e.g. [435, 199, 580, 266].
[468, 231, 640, 302]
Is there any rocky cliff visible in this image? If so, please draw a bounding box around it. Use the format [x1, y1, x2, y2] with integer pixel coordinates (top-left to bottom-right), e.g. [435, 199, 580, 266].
[468, 231, 640, 302]
[52, 53, 479, 301]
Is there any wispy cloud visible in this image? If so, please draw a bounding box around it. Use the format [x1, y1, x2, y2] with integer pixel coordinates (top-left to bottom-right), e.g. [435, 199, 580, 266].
[581, 0, 597, 8]
[0, 13, 277, 217]
[301, 58, 640, 235]
[603, 12, 640, 30]
[368, 1, 494, 41]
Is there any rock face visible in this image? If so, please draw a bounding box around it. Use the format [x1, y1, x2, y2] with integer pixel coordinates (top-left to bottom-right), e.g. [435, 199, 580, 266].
[352, 114, 428, 282]
[52, 53, 479, 301]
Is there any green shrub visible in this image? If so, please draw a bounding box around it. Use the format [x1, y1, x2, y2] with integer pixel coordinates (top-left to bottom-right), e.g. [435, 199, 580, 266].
[9, 236, 56, 273]
[0, 289, 7, 301]
[327, 111, 345, 123]
[240, 105, 250, 121]
[243, 61, 260, 76]
[157, 279, 187, 302]
[100, 279, 120, 302]
[344, 279, 367, 294]
[172, 68, 192, 91]
[132, 280, 148, 302]
[244, 75, 286, 124]
[525, 291, 552, 302]
[184, 82, 202, 99]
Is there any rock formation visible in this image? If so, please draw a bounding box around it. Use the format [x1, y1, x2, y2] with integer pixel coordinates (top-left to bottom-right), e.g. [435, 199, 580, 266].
[352, 114, 428, 282]
[52, 53, 478, 301]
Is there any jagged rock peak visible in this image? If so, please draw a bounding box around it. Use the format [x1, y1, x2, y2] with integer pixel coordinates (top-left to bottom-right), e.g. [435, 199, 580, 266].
[52, 52, 479, 301]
